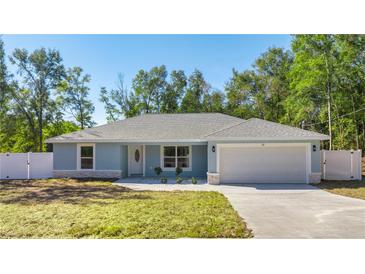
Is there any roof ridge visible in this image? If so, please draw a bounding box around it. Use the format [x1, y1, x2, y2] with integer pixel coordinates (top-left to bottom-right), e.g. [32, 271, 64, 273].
[202, 119, 248, 138]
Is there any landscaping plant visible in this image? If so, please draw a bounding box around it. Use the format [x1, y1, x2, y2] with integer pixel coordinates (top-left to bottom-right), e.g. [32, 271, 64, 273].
[191, 177, 198, 184]
[154, 166, 162, 176]
[176, 177, 183, 184]
[175, 166, 183, 177]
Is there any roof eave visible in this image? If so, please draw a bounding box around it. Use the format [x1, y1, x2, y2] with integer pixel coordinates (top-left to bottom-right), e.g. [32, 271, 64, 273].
[45, 138, 207, 144]
[46, 135, 330, 144]
[205, 136, 330, 141]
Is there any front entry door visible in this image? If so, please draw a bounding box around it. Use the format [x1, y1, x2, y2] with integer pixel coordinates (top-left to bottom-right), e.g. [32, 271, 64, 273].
[129, 145, 143, 175]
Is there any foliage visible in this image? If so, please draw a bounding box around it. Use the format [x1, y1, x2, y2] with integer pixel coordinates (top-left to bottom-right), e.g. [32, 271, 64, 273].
[180, 69, 209, 113]
[191, 177, 198, 185]
[0, 40, 92, 152]
[316, 179, 365, 200]
[175, 166, 183, 177]
[99, 74, 141, 122]
[132, 65, 168, 113]
[0, 38, 13, 152]
[161, 70, 187, 113]
[160, 177, 168, 184]
[176, 177, 183, 184]
[0, 179, 252, 238]
[154, 166, 163, 176]
[57, 67, 95, 129]
[9, 48, 65, 151]
[3, 35, 365, 153]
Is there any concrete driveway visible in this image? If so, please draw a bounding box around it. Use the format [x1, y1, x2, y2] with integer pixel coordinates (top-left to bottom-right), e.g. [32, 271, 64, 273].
[114, 180, 365, 238]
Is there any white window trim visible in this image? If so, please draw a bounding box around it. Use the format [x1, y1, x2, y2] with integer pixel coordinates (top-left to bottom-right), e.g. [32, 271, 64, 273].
[77, 143, 96, 171]
[160, 145, 192, 172]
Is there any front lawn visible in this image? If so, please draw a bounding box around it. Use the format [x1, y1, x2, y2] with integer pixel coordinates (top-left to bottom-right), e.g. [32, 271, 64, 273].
[0, 179, 251, 238]
[316, 178, 365, 200]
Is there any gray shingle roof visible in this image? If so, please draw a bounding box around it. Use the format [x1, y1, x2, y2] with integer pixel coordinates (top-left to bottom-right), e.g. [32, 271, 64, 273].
[46, 113, 243, 143]
[45, 114, 329, 143]
[204, 118, 329, 140]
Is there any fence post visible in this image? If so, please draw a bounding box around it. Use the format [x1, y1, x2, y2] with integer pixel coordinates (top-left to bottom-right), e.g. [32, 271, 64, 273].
[350, 150, 354, 179]
[356, 150, 362, 180]
[27, 152, 30, 180]
[322, 150, 326, 180]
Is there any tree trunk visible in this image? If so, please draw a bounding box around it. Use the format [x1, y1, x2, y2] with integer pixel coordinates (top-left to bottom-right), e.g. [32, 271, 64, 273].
[38, 117, 43, 152]
[325, 57, 333, 150]
[38, 101, 43, 152]
[350, 94, 359, 149]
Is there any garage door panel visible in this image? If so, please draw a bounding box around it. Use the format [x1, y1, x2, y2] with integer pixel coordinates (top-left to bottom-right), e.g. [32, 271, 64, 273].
[219, 145, 307, 184]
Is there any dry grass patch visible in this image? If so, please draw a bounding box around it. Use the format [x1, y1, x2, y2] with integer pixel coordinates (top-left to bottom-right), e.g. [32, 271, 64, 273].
[0, 179, 252, 239]
[316, 179, 365, 200]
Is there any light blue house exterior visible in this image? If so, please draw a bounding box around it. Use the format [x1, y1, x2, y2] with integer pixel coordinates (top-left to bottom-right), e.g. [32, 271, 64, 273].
[53, 143, 208, 178]
[47, 113, 328, 184]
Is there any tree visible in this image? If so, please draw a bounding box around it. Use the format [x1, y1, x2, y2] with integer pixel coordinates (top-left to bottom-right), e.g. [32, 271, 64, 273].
[226, 48, 292, 122]
[9, 48, 65, 151]
[180, 69, 208, 112]
[161, 70, 187, 113]
[254, 47, 293, 121]
[99, 74, 141, 121]
[0, 37, 12, 151]
[202, 90, 225, 113]
[288, 35, 338, 150]
[225, 69, 265, 119]
[334, 35, 365, 149]
[132, 65, 167, 113]
[57, 67, 95, 129]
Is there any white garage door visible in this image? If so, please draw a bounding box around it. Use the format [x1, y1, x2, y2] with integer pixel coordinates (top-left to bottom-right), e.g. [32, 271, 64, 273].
[219, 144, 308, 184]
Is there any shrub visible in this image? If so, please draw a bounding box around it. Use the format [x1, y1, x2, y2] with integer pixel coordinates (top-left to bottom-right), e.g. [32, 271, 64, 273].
[154, 167, 162, 176]
[176, 177, 183, 184]
[191, 177, 198, 184]
[160, 177, 168, 184]
[175, 167, 183, 177]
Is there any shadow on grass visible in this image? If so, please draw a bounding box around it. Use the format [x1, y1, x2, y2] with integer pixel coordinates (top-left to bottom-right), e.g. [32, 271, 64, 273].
[0, 179, 152, 205]
[316, 179, 365, 190]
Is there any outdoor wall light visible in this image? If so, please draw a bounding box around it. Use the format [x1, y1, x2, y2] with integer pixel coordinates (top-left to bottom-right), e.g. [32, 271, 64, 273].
[313, 145, 317, 152]
[212, 146, 216, 152]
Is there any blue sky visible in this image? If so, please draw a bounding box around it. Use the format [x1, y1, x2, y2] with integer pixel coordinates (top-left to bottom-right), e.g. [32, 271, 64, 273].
[2, 35, 292, 125]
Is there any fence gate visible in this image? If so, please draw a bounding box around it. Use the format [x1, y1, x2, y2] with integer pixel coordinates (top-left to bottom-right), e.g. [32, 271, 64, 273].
[0, 152, 53, 180]
[321, 150, 362, 180]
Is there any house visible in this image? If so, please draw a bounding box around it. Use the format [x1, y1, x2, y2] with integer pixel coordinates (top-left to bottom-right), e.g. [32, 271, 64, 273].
[45, 113, 329, 184]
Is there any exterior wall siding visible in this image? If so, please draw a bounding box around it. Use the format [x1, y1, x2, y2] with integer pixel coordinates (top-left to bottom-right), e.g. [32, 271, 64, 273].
[121, 145, 128, 178]
[208, 140, 322, 174]
[95, 143, 121, 170]
[53, 140, 321, 180]
[53, 143, 77, 170]
[145, 144, 207, 178]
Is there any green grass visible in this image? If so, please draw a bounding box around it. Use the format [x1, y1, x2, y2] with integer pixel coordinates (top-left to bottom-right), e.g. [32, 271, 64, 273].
[315, 178, 365, 200]
[0, 179, 252, 239]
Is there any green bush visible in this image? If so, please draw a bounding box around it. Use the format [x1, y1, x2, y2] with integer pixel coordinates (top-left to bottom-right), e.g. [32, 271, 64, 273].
[175, 167, 183, 177]
[191, 177, 198, 185]
[160, 177, 168, 184]
[154, 167, 162, 176]
[176, 177, 183, 184]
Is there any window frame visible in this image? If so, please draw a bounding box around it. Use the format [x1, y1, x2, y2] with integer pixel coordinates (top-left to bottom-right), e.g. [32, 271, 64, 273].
[77, 143, 95, 171]
[160, 145, 192, 172]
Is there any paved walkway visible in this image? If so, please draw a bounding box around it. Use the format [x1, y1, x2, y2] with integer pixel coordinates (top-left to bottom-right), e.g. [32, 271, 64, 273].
[114, 179, 365, 239]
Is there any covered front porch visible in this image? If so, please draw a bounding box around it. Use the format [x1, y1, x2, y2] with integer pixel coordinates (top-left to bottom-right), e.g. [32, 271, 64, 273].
[125, 143, 208, 179]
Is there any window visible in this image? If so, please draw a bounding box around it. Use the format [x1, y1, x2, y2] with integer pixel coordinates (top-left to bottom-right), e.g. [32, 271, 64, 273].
[161, 145, 191, 171]
[78, 144, 95, 170]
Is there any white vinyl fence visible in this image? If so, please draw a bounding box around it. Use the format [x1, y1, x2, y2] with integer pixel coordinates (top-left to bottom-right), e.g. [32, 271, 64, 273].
[321, 150, 362, 180]
[0, 152, 53, 180]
